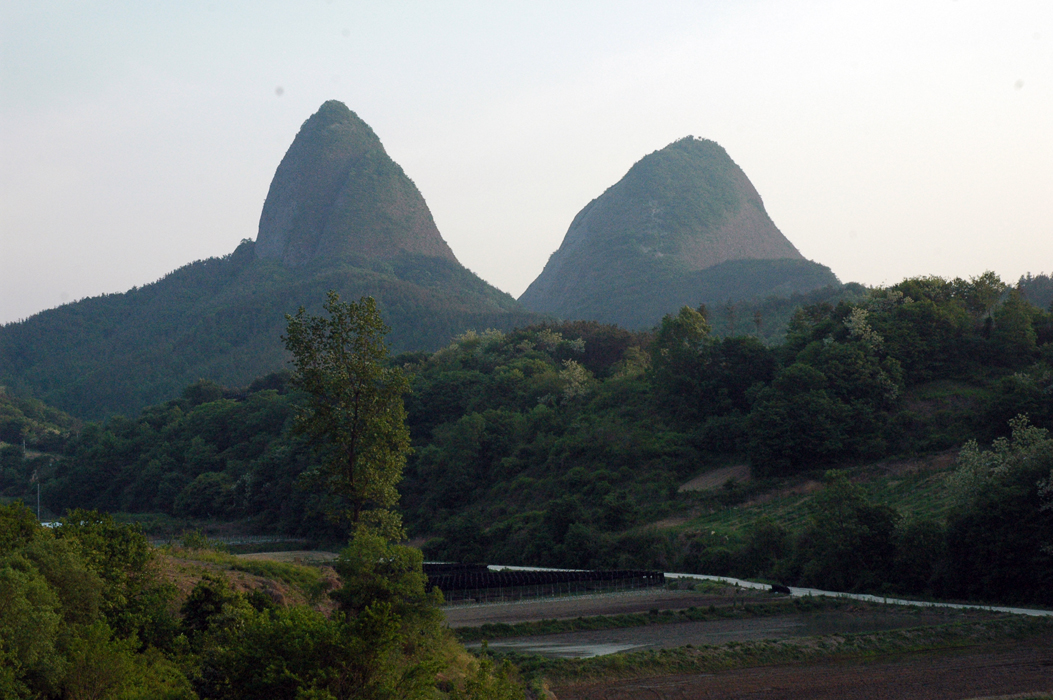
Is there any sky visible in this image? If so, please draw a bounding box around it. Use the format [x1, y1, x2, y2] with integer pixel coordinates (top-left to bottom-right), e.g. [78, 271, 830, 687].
[2, 1, 1052, 325]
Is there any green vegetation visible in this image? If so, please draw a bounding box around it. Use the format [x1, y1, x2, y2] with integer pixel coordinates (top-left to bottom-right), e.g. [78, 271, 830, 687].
[4, 272, 1053, 695]
[699, 275, 863, 341]
[0, 504, 193, 699]
[33, 373, 334, 538]
[0, 503, 527, 698]
[1019, 272, 1053, 311]
[167, 545, 326, 598]
[2, 293, 528, 698]
[0, 245, 541, 421]
[0, 98, 543, 422]
[0, 386, 79, 509]
[4, 272, 1053, 610]
[400, 272, 1053, 605]
[0, 386, 78, 451]
[284, 292, 411, 533]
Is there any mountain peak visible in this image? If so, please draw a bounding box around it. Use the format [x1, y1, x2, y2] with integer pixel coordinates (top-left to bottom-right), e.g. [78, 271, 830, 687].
[519, 137, 834, 328]
[255, 101, 457, 266]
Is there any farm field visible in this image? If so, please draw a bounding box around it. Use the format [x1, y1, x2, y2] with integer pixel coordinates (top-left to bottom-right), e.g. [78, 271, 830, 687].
[551, 641, 1053, 700]
[474, 609, 976, 658]
[449, 586, 1052, 699]
[212, 551, 1053, 699]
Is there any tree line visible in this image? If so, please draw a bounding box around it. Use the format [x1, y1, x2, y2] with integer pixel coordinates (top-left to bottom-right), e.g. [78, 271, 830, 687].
[3, 291, 525, 699]
[2, 272, 1052, 605]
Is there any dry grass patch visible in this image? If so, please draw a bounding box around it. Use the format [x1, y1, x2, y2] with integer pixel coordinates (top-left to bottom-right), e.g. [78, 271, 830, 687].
[157, 546, 341, 612]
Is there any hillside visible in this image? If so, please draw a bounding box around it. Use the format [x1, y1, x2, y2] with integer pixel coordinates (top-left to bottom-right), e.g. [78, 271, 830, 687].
[520, 137, 840, 328]
[23, 272, 1053, 607]
[0, 384, 78, 451]
[0, 102, 542, 420]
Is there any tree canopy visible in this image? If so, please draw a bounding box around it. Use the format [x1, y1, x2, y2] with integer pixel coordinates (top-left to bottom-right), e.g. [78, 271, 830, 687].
[284, 291, 411, 537]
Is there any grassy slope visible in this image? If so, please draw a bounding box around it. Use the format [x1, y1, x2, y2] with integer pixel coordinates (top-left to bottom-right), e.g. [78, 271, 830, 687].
[647, 375, 998, 547]
[671, 452, 958, 542]
[159, 544, 340, 610]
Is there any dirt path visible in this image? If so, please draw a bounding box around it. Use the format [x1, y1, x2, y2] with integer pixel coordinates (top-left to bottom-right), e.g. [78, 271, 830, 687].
[552, 643, 1053, 700]
[443, 589, 757, 628]
[679, 464, 751, 492]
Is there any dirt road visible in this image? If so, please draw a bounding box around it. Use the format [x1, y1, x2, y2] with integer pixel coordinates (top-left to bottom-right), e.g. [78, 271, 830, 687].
[443, 589, 757, 628]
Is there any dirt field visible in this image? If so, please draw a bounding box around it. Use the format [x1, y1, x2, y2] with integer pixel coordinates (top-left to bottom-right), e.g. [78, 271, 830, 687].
[552, 642, 1053, 700]
[443, 589, 763, 628]
[477, 610, 973, 658]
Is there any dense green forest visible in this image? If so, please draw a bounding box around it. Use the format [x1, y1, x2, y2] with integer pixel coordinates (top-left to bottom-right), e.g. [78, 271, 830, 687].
[3, 272, 1053, 607]
[1018, 271, 1053, 310]
[0, 241, 541, 421]
[523, 256, 842, 332]
[0, 504, 524, 699]
[678, 281, 868, 342]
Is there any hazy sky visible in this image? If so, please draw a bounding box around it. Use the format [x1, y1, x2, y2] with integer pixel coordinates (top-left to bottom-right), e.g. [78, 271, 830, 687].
[2, 1, 1051, 325]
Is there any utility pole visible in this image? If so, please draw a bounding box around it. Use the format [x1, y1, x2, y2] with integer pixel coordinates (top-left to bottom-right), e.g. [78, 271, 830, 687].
[23, 437, 41, 521]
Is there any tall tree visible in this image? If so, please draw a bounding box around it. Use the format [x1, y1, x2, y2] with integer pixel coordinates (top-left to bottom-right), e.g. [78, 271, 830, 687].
[284, 291, 411, 536]
[649, 305, 711, 422]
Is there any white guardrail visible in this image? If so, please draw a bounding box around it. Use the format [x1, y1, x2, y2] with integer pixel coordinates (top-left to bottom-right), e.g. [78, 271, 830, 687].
[488, 565, 1053, 618]
[665, 572, 1053, 618]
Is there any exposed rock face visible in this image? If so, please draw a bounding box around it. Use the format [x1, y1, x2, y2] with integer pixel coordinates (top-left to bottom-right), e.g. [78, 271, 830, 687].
[256, 100, 457, 266]
[520, 137, 834, 328]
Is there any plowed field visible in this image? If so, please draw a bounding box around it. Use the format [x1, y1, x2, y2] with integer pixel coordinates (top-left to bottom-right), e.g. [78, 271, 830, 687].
[551, 642, 1053, 700]
[478, 610, 968, 658]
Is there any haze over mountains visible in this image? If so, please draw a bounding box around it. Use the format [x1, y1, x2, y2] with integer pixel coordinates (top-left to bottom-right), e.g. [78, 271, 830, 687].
[519, 137, 839, 329]
[1, 101, 843, 420]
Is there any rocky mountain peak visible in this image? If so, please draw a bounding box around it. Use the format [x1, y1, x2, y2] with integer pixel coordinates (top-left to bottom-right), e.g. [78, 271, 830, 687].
[519, 137, 833, 327]
[255, 100, 457, 267]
